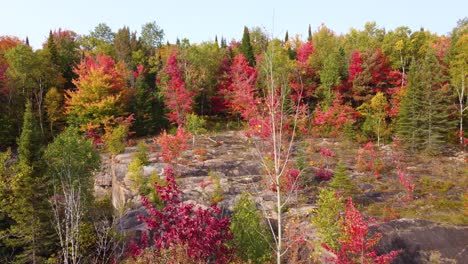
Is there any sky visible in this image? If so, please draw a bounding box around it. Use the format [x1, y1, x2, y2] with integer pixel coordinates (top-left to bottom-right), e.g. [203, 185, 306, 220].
[0, 0, 466, 49]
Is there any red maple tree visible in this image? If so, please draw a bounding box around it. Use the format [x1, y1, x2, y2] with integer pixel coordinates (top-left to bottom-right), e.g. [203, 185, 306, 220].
[160, 51, 195, 126]
[221, 54, 258, 121]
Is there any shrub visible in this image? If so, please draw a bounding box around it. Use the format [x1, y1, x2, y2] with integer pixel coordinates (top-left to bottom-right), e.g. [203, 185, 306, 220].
[230, 192, 272, 263]
[311, 188, 343, 251]
[132, 167, 233, 263]
[104, 124, 128, 156]
[135, 141, 149, 166]
[323, 197, 402, 263]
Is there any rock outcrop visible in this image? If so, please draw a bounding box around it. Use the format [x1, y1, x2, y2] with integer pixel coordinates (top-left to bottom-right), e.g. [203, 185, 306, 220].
[374, 219, 468, 263]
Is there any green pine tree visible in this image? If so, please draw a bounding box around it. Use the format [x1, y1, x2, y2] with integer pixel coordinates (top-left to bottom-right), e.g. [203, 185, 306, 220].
[0, 101, 54, 263]
[240, 26, 255, 66]
[132, 73, 155, 136]
[311, 188, 343, 251]
[47, 30, 59, 66]
[308, 24, 312, 42]
[398, 48, 452, 153]
[329, 162, 354, 195]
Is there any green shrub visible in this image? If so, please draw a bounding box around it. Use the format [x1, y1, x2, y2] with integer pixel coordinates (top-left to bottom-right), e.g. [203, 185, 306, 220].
[105, 125, 128, 155]
[135, 141, 149, 166]
[311, 188, 344, 250]
[230, 192, 273, 263]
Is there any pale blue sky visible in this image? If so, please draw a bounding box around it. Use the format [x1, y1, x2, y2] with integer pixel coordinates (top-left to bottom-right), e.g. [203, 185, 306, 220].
[0, 0, 466, 49]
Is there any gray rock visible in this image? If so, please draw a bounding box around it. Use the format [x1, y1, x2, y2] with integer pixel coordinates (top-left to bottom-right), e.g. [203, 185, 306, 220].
[372, 219, 468, 264]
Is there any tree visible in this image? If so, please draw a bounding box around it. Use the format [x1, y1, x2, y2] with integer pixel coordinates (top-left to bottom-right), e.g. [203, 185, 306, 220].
[114, 26, 138, 68]
[230, 192, 273, 263]
[90, 23, 114, 43]
[160, 51, 195, 126]
[240, 26, 255, 66]
[398, 49, 451, 153]
[130, 65, 155, 136]
[6, 44, 60, 136]
[44, 29, 81, 90]
[308, 24, 313, 42]
[66, 55, 127, 132]
[246, 39, 304, 264]
[358, 92, 389, 146]
[44, 87, 64, 135]
[0, 36, 21, 146]
[311, 188, 344, 251]
[140, 21, 164, 49]
[449, 34, 468, 148]
[329, 162, 354, 196]
[0, 101, 53, 263]
[44, 127, 100, 264]
[80, 23, 115, 57]
[221, 54, 258, 120]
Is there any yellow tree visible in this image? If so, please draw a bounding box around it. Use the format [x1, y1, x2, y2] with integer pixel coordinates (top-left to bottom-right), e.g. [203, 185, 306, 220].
[358, 92, 389, 146]
[65, 55, 127, 132]
[450, 34, 468, 148]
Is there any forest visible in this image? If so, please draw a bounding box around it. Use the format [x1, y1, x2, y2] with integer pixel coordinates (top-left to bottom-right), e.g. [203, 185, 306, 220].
[0, 19, 467, 264]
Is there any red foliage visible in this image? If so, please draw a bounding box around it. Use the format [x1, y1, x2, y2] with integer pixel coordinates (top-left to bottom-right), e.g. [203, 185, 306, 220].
[320, 147, 335, 158]
[161, 52, 195, 126]
[0, 36, 21, 95]
[281, 168, 301, 192]
[315, 167, 333, 181]
[74, 55, 126, 93]
[221, 54, 258, 120]
[156, 127, 191, 164]
[323, 197, 402, 264]
[132, 167, 233, 263]
[85, 129, 103, 146]
[356, 142, 383, 178]
[296, 42, 315, 64]
[348, 51, 363, 82]
[211, 57, 232, 114]
[346, 49, 400, 104]
[398, 169, 415, 201]
[290, 41, 317, 104]
[133, 64, 146, 80]
[312, 94, 358, 137]
[42, 28, 77, 49]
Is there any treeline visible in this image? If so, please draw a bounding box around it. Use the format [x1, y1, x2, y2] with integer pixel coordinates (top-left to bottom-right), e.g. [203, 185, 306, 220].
[0, 20, 467, 152]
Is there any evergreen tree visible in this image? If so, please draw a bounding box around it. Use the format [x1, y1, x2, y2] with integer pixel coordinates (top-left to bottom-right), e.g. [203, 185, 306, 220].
[240, 26, 255, 66]
[329, 162, 354, 195]
[284, 30, 289, 43]
[25, 37, 29, 46]
[221, 37, 227, 49]
[308, 24, 312, 42]
[131, 69, 155, 136]
[47, 30, 59, 67]
[398, 49, 452, 153]
[0, 101, 54, 263]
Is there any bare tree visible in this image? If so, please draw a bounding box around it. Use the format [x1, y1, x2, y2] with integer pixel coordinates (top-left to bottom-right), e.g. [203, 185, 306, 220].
[249, 39, 306, 264]
[45, 127, 100, 264]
